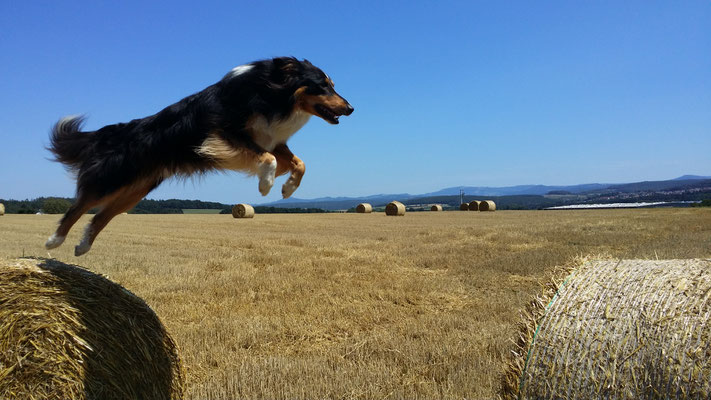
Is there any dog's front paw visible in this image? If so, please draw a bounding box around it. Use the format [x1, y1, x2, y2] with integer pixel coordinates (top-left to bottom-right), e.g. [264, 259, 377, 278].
[282, 180, 299, 199]
[257, 158, 277, 196]
[259, 177, 274, 196]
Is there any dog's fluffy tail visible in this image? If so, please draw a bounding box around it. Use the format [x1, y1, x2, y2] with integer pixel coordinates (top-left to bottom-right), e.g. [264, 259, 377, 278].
[48, 115, 92, 171]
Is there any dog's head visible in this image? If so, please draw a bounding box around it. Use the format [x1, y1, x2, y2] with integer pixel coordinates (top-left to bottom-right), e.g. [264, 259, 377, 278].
[275, 57, 354, 124]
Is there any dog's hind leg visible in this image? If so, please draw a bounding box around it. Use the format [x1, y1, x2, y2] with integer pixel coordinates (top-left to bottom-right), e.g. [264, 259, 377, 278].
[74, 182, 154, 256]
[273, 144, 305, 199]
[46, 193, 102, 250]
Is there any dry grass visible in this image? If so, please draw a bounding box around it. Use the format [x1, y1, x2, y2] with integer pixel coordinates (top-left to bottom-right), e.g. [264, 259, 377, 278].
[1, 209, 710, 399]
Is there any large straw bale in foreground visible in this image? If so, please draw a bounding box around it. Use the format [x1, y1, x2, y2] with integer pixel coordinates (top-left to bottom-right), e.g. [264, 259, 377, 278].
[0, 203, 4, 215]
[356, 203, 372, 213]
[501, 258, 711, 399]
[468, 201, 480, 211]
[430, 204, 443, 211]
[232, 203, 255, 218]
[385, 201, 406, 216]
[0, 258, 184, 400]
[479, 200, 496, 211]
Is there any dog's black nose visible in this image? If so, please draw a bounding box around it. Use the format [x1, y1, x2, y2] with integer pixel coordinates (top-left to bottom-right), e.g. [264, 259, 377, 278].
[344, 104, 354, 115]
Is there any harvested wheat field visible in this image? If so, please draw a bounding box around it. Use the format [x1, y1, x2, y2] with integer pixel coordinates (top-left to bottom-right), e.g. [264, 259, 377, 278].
[1, 209, 710, 399]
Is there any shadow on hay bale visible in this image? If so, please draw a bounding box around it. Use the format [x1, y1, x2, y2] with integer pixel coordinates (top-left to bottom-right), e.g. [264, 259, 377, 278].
[0, 258, 184, 400]
[501, 258, 711, 399]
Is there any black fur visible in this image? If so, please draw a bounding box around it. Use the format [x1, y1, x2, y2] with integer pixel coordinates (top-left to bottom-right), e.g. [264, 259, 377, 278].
[48, 57, 345, 198]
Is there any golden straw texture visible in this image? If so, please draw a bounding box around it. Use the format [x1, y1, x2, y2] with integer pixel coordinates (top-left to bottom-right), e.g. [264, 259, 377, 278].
[0, 258, 184, 400]
[479, 200, 496, 211]
[501, 258, 711, 399]
[385, 201, 406, 216]
[356, 203, 373, 213]
[232, 204, 254, 218]
[468, 201, 480, 211]
[0, 203, 4, 215]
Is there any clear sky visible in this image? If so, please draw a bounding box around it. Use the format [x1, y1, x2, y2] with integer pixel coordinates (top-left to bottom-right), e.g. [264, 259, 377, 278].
[1, 1, 709, 204]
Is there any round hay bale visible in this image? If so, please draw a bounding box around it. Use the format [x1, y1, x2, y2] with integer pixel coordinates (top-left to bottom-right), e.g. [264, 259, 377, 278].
[356, 203, 372, 213]
[0, 258, 184, 400]
[460, 203, 469, 211]
[430, 204, 443, 212]
[468, 201, 480, 211]
[232, 203, 255, 218]
[501, 258, 711, 399]
[385, 201, 406, 216]
[479, 200, 496, 211]
[0, 203, 4, 216]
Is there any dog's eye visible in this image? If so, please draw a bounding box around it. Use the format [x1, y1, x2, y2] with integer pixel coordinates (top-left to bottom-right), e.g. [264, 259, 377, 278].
[304, 85, 325, 95]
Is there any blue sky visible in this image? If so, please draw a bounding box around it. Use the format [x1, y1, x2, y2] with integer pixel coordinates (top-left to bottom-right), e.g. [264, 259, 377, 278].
[1, 1, 709, 204]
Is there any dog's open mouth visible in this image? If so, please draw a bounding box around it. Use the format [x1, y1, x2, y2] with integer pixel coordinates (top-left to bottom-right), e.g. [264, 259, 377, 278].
[314, 104, 341, 124]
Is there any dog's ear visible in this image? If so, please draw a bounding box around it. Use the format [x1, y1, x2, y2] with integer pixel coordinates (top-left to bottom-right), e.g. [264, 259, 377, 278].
[270, 57, 301, 88]
[273, 57, 300, 74]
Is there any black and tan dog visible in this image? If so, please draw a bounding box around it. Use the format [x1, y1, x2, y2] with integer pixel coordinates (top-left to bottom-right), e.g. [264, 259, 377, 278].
[46, 57, 353, 255]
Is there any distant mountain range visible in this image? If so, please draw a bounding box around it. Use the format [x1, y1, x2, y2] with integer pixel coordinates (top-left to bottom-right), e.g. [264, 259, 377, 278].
[260, 175, 711, 210]
[4, 175, 709, 214]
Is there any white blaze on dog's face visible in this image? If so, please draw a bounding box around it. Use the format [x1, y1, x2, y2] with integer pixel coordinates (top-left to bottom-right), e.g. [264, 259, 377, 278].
[227, 64, 254, 78]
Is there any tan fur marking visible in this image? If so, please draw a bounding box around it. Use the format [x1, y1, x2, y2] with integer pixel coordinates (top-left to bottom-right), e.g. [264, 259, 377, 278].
[197, 132, 277, 175]
[273, 144, 305, 195]
[294, 87, 350, 117]
[196, 132, 242, 161]
[85, 181, 155, 246]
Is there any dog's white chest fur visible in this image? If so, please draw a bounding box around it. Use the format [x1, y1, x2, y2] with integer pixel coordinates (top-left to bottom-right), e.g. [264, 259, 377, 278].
[249, 111, 311, 151]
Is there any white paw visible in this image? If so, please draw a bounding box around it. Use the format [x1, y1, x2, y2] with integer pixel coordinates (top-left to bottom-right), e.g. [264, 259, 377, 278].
[258, 158, 277, 196]
[45, 234, 66, 250]
[75, 225, 93, 256]
[74, 243, 92, 256]
[282, 180, 299, 199]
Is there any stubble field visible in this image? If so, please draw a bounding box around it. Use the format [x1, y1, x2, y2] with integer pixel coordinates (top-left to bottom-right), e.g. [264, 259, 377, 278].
[1, 209, 710, 399]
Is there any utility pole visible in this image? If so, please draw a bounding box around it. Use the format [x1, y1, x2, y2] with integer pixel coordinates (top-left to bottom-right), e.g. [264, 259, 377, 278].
[460, 189, 464, 205]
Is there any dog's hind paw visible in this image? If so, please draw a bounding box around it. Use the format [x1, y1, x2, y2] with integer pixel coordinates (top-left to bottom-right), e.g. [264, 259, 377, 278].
[74, 225, 93, 256]
[45, 234, 66, 250]
[74, 243, 92, 256]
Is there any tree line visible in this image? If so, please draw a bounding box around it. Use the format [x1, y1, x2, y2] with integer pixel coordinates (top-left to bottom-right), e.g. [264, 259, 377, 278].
[0, 197, 328, 214]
